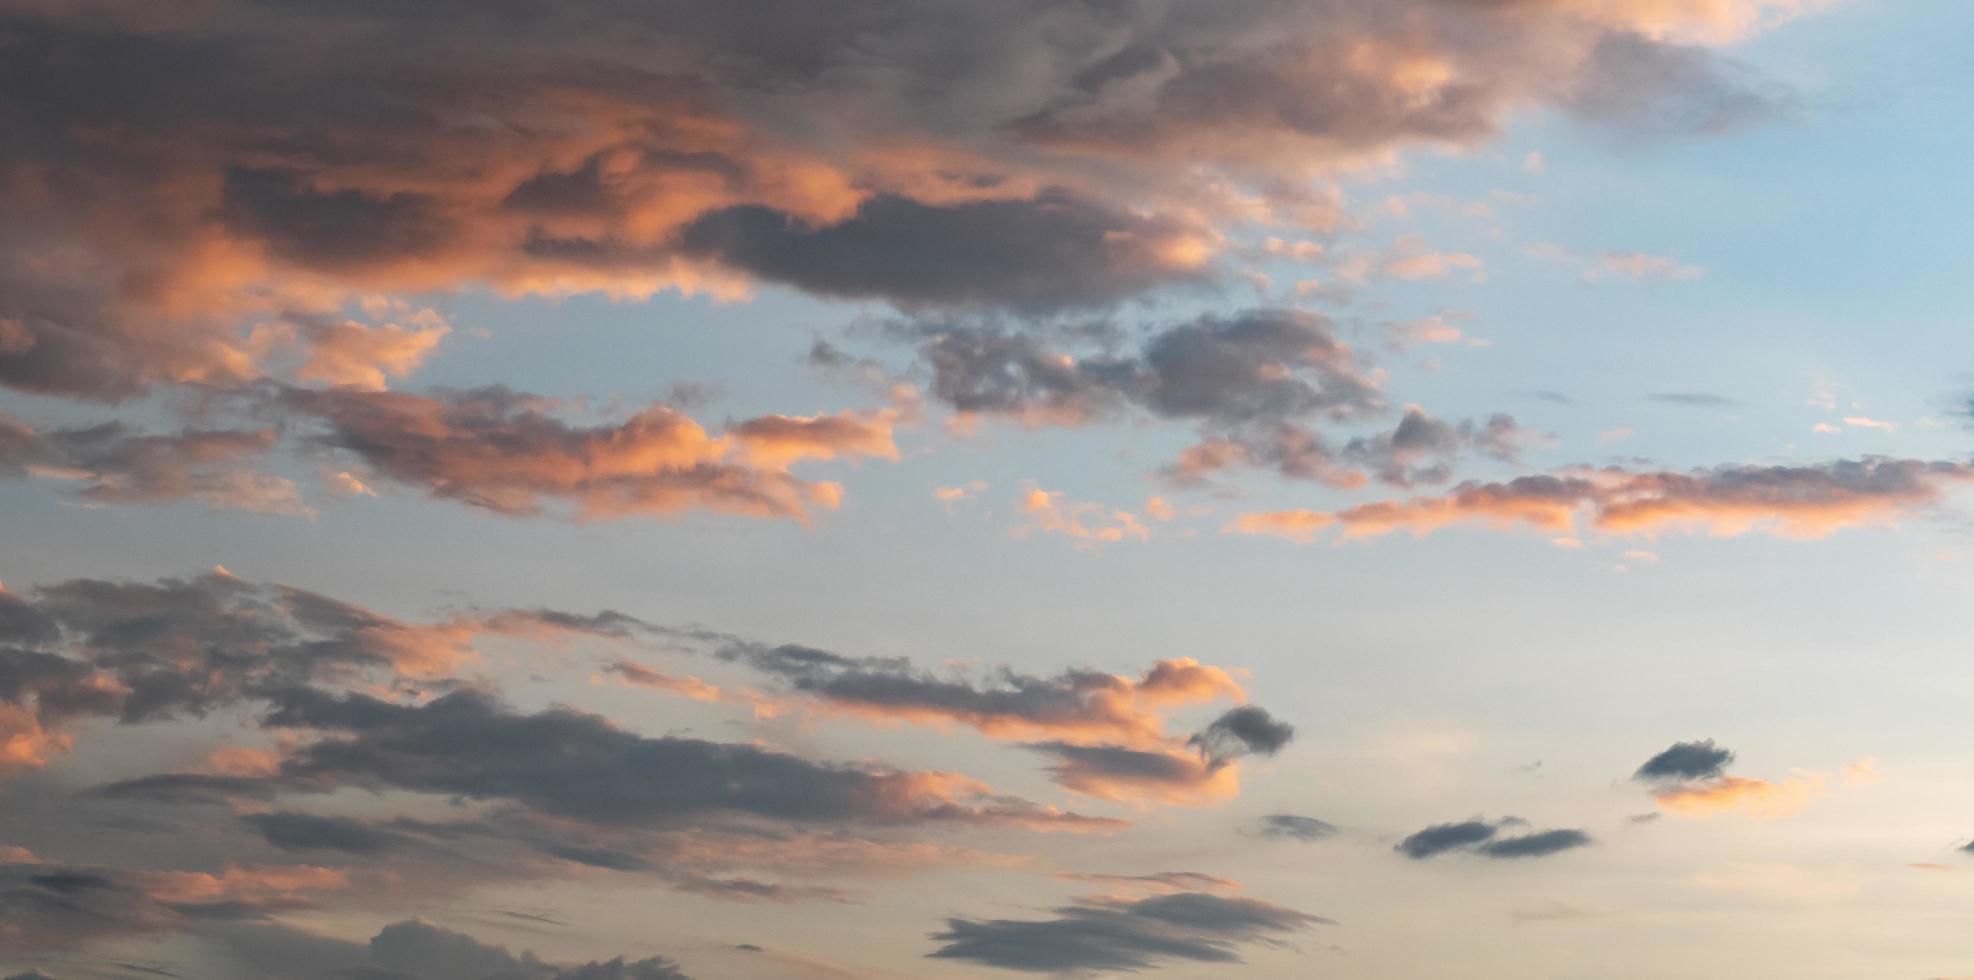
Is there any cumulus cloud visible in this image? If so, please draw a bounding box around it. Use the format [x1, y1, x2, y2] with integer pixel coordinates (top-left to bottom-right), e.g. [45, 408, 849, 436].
[917, 309, 1382, 433]
[928, 891, 1329, 973]
[0, 0, 1816, 395]
[1230, 457, 1974, 543]
[1341, 407, 1536, 488]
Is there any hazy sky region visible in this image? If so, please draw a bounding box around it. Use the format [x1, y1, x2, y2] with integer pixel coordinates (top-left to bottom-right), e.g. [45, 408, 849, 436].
[4, 1, 1974, 977]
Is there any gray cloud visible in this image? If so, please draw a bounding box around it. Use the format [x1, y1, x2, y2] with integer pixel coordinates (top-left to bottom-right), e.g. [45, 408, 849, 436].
[242, 812, 418, 856]
[0, 570, 652, 731]
[1397, 818, 1588, 861]
[201, 918, 690, 980]
[1565, 34, 1793, 141]
[1343, 408, 1534, 488]
[1395, 820, 1500, 860]
[928, 891, 1328, 973]
[1189, 706, 1295, 766]
[219, 687, 1115, 832]
[1476, 829, 1593, 859]
[1257, 814, 1337, 842]
[0, 414, 301, 515]
[1635, 740, 1735, 782]
[677, 192, 1208, 312]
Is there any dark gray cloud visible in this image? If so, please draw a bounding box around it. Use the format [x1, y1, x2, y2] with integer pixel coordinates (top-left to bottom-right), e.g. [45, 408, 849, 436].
[677, 192, 1207, 312]
[243, 812, 418, 856]
[928, 891, 1328, 973]
[189, 687, 1115, 832]
[1397, 818, 1587, 861]
[1635, 740, 1735, 782]
[1395, 820, 1500, 860]
[1189, 706, 1295, 766]
[1258, 814, 1337, 842]
[200, 918, 690, 980]
[1476, 829, 1593, 859]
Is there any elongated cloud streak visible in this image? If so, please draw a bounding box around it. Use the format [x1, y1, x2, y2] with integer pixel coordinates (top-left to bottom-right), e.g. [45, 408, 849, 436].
[1231, 458, 1974, 542]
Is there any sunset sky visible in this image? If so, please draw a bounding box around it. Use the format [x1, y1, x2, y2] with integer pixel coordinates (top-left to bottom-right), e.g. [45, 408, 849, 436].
[4, 1, 1974, 977]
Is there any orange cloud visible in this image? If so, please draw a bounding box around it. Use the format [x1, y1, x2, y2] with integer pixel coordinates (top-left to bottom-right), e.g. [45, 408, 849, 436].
[0, 704, 72, 779]
[602, 660, 726, 703]
[1652, 758, 1879, 819]
[1016, 486, 1151, 546]
[730, 410, 900, 467]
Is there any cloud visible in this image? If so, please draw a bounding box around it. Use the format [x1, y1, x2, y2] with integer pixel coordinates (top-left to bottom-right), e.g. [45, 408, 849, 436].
[200, 918, 691, 980]
[242, 812, 419, 857]
[0, 413, 304, 515]
[185, 687, 1121, 833]
[1189, 706, 1296, 765]
[1595, 251, 1704, 281]
[1476, 829, 1594, 859]
[600, 660, 726, 703]
[1646, 392, 1739, 407]
[0, 0, 1822, 399]
[1395, 820, 1501, 859]
[1341, 407, 1536, 488]
[1230, 457, 1974, 543]
[677, 192, 1212, 312]
[0, 857, 351, 955]
[1396, 818, 1589, 860]
[1053, 871, 1240, 894]
[1026, 741, 1241, 805]
[719, 645, 1245, 751]
[0, 570, 664, 773]
[1257, 814, 1338, 842]
[1635, 740, 1736, 782]
[1633, 741, 1874, 819]
[279, 385, 894, 523]
[918, 309, 1382, 434]
[928, 891, 1328, 973]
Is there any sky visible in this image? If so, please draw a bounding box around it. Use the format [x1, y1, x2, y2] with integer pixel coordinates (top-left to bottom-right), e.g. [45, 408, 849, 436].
[3, 0, 1974, 977]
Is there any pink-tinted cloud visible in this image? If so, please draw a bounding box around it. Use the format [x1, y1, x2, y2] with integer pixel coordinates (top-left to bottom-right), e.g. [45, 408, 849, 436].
[283, 386, 897, 523]
[1231, 458, 1974, 543]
